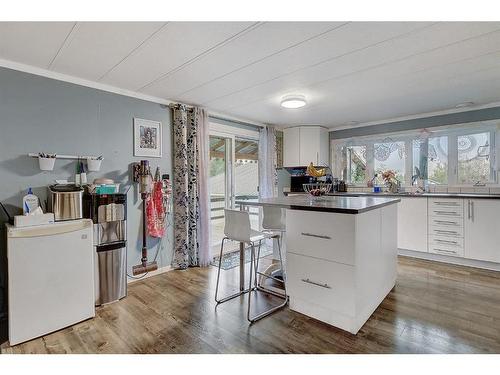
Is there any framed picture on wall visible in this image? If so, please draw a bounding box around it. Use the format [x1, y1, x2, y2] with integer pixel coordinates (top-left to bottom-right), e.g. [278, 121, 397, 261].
[133, 118, 162, 158]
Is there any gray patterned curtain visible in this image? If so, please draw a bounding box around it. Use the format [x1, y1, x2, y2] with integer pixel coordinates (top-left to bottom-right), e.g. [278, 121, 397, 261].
[171, 104, 210, 269]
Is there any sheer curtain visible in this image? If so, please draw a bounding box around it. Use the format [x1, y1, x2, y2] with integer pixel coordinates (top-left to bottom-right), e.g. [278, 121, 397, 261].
[171, 104, 211, 269]
[258, 125, 277, 199]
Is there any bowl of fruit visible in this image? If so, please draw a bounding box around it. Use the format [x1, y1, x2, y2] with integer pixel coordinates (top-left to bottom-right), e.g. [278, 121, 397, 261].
[303, 183, 332, 197]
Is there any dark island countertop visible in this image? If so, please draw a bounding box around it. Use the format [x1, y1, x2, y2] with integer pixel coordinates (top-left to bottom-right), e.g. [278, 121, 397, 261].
[236, 195, 400, 214]
[284, 191, 500, 200]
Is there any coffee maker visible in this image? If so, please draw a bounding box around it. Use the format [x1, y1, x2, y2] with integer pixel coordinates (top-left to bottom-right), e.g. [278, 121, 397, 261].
[83, 189, 128, 305]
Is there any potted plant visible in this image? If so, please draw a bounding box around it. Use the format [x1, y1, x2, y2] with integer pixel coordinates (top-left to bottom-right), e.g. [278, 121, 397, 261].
[381, 170, 400, 193]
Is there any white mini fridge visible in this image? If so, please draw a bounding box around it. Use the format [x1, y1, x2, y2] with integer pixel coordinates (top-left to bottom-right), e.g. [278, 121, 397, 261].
[7, 219, 95, 346]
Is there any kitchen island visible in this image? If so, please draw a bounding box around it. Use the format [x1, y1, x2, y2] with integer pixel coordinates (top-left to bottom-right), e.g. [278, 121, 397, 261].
[237, 195, 400, 334]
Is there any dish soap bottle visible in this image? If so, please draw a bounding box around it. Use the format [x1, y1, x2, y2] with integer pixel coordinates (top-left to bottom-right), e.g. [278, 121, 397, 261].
[22, 188, 39, 215]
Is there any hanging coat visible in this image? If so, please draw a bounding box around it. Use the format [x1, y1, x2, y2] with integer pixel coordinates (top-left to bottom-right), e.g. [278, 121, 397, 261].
[146, 180, 166, 238]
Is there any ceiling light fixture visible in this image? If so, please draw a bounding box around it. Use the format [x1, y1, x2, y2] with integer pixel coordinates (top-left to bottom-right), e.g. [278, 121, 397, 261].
[455, 101, 475, 108]
[281, 95, 307, 109]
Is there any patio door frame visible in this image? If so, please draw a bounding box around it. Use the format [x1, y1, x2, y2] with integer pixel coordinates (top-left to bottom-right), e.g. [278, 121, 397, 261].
[209, 122, 260, 211]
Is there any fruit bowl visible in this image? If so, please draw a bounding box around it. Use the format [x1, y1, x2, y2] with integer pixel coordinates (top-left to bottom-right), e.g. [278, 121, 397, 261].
[303, 183, 332, 197]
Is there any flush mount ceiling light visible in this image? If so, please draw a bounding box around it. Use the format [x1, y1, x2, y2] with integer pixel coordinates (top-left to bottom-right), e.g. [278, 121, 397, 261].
[455, 101, 475, 108]
[281, 95, 307, 109]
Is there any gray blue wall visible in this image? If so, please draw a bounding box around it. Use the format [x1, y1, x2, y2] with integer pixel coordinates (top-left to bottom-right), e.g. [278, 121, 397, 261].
[329, 106, 500, 140]
[0, 67, 173, 336]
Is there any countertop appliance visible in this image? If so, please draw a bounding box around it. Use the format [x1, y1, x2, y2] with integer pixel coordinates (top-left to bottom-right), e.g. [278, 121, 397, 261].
[83, 189, 128, 305]
[7, 219, 95, 346]
[48, 184, 84, 221]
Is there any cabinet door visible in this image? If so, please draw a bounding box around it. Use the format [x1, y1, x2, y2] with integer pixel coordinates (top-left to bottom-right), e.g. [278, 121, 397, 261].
[318, 128, 330, 166]
[465, 199, 500, 263]
[298, 127, 320, 165]
[397, 197, 428, 252]
[283, 127, 300, 167]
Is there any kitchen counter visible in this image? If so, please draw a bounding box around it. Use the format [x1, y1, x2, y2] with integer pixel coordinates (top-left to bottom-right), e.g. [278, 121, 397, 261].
[236, 195, 400, 214]
[285, 191, 500, 199]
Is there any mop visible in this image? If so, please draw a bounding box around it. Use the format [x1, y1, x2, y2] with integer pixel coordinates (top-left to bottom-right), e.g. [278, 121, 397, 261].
[132, 160, 159, 275]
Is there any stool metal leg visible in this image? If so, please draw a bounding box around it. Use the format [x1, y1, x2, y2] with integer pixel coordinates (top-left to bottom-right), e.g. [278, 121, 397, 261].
[247, 236, 288, 323]
[215, 237, 251, 305]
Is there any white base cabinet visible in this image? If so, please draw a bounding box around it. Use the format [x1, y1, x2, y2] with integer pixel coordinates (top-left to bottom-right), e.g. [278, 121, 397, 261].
[397, 197, 428, 253]
[396, 196, 500, 267]
[464, 199, 500, 263]
[286, 206, 397, 334]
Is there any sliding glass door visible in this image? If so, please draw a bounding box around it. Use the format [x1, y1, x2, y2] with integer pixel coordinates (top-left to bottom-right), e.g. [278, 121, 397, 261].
[209, 129, 259, 256]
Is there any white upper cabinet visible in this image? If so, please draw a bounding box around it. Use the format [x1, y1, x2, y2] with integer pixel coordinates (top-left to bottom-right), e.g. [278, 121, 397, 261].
[283, 126, 329, 167]
[464, 199, 500, 263]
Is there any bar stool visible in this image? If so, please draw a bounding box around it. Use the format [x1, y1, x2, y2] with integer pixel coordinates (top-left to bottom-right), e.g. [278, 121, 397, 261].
[214, 208, 287, 323]
[255, 206, 287, 295]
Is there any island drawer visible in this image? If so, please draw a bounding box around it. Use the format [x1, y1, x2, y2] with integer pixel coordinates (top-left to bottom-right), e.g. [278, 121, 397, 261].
[286, 210, 355, 265]
[286, 252, 355, 316]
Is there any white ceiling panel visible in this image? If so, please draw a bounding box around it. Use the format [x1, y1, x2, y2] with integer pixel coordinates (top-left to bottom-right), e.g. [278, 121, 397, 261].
[142, 22, 344, 98]
[227, 60, 500, 127]
[205, 22, 500, 113]
[0, 22, 75, 68]
[176, 22, 433, 105]
[49, 22, 165, 81]
[1, 22, 500, 128]
[100, 22, 256, 90]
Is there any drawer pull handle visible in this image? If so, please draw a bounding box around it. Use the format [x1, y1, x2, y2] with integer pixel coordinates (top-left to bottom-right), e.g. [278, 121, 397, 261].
[301, 278, 332, 289]
[435, 230, 458, 235]
[434, 211, 459, 216]
[435, 239, 458, 245]
[434, 202, 460, 206]
[434, 220, 459, 226]
[433, 248, 457, 254]
[301, 232, 331, 240]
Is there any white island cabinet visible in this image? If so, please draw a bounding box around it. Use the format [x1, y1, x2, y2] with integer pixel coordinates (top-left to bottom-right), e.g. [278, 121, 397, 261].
[285, 201, 398, 334]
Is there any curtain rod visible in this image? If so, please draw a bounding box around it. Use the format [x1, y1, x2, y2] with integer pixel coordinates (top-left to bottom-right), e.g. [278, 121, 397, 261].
[169, 103, 265, 129]
[208, 114, 264, 129]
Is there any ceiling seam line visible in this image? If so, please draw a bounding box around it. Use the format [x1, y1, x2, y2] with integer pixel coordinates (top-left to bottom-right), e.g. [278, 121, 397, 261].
[203, 22, 438, 108]
[174, 22, 351, 98]
[98, 22, 170, 82]
[47, 22, 79, 70]
[136, 21, 264, 92]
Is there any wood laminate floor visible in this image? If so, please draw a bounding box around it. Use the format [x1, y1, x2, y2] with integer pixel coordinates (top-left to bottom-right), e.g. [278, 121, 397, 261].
[2, 256, 500, 354]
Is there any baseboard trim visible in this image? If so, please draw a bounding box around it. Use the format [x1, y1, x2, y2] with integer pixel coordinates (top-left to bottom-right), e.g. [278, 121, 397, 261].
[398, 249, 500, 272]
[127, 265, 173, 284]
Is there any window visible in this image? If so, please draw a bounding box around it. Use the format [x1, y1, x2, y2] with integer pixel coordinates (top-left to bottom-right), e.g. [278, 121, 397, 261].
[341, 145, 366, 184]
[373, 141, 406, 184]
[412, 136, 448, 184]
[457, 132, 492, 184]
[332, 122, 497, 186]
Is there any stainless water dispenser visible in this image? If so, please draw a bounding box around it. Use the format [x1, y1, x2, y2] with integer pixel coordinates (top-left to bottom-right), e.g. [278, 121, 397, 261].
[83, 189, 128, 305]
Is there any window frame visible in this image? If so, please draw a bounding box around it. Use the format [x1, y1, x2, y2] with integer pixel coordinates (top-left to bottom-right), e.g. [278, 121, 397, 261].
[331, 121, 499, 187]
